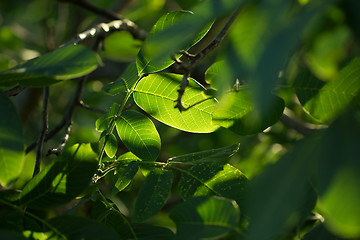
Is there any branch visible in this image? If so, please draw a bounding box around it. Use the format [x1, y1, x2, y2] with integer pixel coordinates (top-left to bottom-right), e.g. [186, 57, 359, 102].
[33, 87, 49, 176]
[79, 100, 107, 114]
[3, 86, 25, 97]
[280, 113, 326, 136]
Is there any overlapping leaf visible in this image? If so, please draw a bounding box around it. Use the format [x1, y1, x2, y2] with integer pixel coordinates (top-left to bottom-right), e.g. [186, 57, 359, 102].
[170, 196, 240, 239]
[294, 58, 360, 123]
[0, 45, 98, 87]
[133, 73, 218, 133]
[133, 168, 173, 222]
[19, 144, 97, 209]
[178, 163, 248, 206]
[113, 161, 139, 194]
[116, 110, 161, 161]
[0, 93, 24, 186]
[136, 11, 212, 75]
[167, 143, 239, 165]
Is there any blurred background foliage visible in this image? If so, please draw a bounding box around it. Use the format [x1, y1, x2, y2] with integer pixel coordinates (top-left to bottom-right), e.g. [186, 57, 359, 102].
[0, 0, 359, 239]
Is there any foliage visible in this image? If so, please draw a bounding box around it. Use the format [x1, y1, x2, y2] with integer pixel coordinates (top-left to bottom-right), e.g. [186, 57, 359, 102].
[0, 0, 359, 239]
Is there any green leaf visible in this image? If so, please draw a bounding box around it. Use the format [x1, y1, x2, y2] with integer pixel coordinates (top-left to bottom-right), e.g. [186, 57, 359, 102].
[104, 132, 117, 158]
[131, 224, 175, 240]
[0, 92, 24, 187]
[116, 110, 161, 161]
[103, 63, 139, 96]
[0, 45, 98, 87]
[133, 168, 173, 222]
[19, 144, 97, 209]
[113, 161, 139, 194]
[48, 216, 119, 240]
[294, 58, 360, 123]
[315, 110, 360, 238]
[136, 11, 212, 75]
[178, 163, 248, 205]
[133, 73, 218, 133]
[213, 90, 285, 135]
[116, 151, 141, 162]
[0, 230, 27, 240]
[167, 143, 239, 165]
[95, 103, 119, 132]
[170, 196, 240, 239]
[246, 139, 318, 240]
[103, 32, 142, 61]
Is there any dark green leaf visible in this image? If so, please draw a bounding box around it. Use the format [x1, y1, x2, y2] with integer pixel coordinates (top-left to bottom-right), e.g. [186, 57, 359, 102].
[170, 196, 240, 239]
[178, 163, 248, 206]
[131, 224, 175, 240]
[19, 144, 97, 209]
[167, 143, 239, 165]
[48, 216, 119, 240]
[113, 161, 139, 194]
[116, 110, 161, 161]
[246, 139, 318, 240]
[134, 73, 218, 133]
[136, 11, 212, 75]
[315, 110, 360, 238]
[0, 92, 24, 186]
[0, 230, 27, 240]
[103, 63, 139, 95]
[133, 168, 173, 222]
[0, 45, 98, 87]
[294, 58, 360, 123]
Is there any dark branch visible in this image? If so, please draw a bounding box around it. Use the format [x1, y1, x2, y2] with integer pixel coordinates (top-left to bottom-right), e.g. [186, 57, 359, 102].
[33, 87, 49, 176]
[79, 100, 107, 114]
[280, 114, 325, 136]
[4, 86, 25, 97]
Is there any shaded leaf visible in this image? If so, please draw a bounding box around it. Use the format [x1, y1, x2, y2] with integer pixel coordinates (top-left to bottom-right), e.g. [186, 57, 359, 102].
[131, 224, 175, 240]
[178, 163, 248, 206]
[0, 92, 24, 187]
[48, 216, 119, 240]
[133, 168, 173, 222]
[19, 144, 97, 209]
[113, 161, 139, 194]
[136, 11, 212, 75]
[103, 63, 139, 95]
[170, 196, 240, 240]
[116, 110, 161, 161]
[134, 73, 218, 133]
[294, 58, 360, 123]
[0, 45, 98, 87]
[167, 143, 239, 165]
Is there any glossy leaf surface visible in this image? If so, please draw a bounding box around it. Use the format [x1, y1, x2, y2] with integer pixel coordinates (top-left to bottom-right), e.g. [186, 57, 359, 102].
[0, 92, 24, 186]
[116, 110, 161, 161]
[134, 73, 218, 133]
[0, 45, 98, 87]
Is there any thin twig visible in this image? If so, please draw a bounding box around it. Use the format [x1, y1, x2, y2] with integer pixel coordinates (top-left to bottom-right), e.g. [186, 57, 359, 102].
[79, 100, 106, 114]
[33, 87, 49, 176]
[59, 0, 122, 20]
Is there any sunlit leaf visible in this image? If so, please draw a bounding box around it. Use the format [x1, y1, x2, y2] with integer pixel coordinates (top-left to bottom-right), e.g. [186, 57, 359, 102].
[133, 73, 218, 133]
[19, 144, 97, 208]
[116, 110, 161, 161]
[133, 168, 173, 222]
[294, 58, 360, 123]
[0, 92, 24, 187]
[104, 132, 117, 158]
[213, 90, 285, 135]
[0, 45, 98, 87]
[170, 196, 240, 239]
[167, 143, 239, 165]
